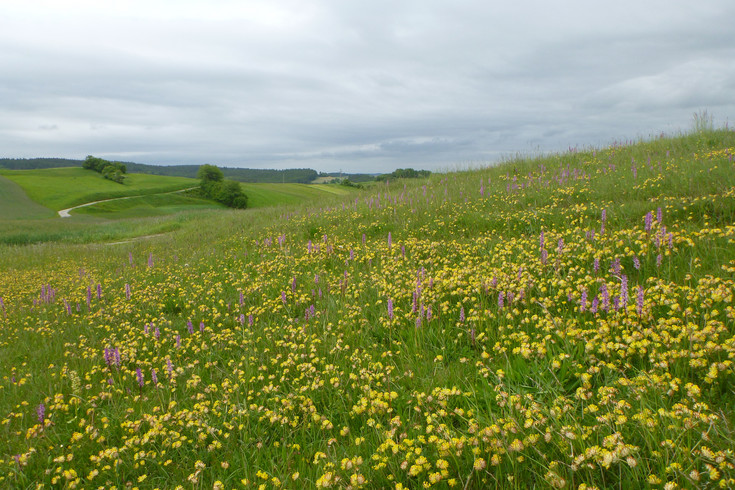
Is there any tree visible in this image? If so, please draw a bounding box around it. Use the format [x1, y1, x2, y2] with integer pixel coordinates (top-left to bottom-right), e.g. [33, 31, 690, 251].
[197, 164, 248, 209]
[83, 155, 126, 184]
[197, 164, 224, 183]
[216, 180, 248, 209]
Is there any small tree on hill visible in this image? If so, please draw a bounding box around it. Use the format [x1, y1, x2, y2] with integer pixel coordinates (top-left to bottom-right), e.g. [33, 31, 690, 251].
[83, 155, 127, 184]
[197, 164, 248, 209]
[197, 164, 224, 197]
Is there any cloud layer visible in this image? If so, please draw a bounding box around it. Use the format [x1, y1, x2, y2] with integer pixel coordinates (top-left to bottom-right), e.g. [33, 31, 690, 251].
[2, 0, 734, 172]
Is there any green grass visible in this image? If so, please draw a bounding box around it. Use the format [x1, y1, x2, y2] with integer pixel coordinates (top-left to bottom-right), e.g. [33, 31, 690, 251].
[0, 175, 56, 220]
[0, 167, 198, 210]
[1, 129, 734, 489]
[240, 182, 355, 208]
[73, 192, 225, 219]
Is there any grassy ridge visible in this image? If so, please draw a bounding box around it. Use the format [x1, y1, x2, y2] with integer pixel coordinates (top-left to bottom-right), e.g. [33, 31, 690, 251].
[0, 175, 56, 220]
[0, 129, 734, 488]
[73, 193, 225, 219]
[240, 183, 354, 208]
[0, 167, 198, 210]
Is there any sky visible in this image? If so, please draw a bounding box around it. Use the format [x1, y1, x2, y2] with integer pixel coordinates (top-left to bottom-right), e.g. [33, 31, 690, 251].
[2, 1, 734, 173]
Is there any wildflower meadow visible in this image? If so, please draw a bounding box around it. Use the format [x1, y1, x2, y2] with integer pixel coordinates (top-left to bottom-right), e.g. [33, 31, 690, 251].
[1, 129, 735, 489]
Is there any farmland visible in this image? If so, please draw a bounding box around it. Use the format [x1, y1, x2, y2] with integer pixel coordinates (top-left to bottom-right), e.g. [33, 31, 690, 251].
[1, 129, 734, 488]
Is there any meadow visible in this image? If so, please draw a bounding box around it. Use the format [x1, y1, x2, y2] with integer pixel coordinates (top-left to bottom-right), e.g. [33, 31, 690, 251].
[0, 176, 56, 220]
[0, 168, 198, 211]
[1, 129, 734, 489]
[0, 169, 356, 245]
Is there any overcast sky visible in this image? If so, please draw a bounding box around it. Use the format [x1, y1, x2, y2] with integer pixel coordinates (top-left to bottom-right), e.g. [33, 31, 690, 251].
[2, 1, 734, 173]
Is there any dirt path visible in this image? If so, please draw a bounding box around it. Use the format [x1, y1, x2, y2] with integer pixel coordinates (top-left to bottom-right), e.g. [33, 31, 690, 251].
[58, 187, 198, 218]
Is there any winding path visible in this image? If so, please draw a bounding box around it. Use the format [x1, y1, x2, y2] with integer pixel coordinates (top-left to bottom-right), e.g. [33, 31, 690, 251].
[58, 187, 198, 218]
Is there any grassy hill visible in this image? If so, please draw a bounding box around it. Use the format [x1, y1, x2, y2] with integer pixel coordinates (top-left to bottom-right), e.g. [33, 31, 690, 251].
[0, 175, 56, 220]
[0, 167, 199, 211]
[0, 129, 734, 488]
[0, 168, 361, 244]
[0, 158, 375, 184]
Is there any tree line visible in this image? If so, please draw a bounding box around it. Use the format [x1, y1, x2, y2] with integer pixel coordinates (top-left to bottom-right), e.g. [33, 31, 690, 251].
[376, 168, 431, 181]
[83, 156, 127, 183]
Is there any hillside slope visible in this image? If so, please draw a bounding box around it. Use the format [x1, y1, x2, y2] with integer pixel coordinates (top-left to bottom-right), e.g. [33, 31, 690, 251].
[0, 175, 56, 220]
[0, 167, 199, 210]
[1, 129, 734, 488]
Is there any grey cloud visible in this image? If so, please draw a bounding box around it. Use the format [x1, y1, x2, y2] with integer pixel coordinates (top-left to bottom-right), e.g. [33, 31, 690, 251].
[0, 1, 733, 172]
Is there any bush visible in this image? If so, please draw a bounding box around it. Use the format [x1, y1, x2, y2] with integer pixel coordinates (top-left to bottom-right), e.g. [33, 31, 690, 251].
[197, 165, 248, 209]
[83, 155, 127, 184]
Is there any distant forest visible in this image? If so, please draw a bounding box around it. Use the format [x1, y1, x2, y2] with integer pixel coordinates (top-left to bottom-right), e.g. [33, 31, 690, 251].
[0, 158, 324, 184]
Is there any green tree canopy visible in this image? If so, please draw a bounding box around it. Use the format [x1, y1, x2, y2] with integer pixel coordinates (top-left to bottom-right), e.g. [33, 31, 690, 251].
[197, 165, 248, 209]
[197, 164, 224, 183]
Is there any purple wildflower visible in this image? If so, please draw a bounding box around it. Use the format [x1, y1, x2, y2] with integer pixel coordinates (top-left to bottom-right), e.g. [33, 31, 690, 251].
[657, 254, 663, 268]
[590, 297, 599, 314]
[136, 368, 144, 387]
[281, 291, 287, 305]
[459, 307, 465, 323]
[37, 403, 45, 423]
[644, 212, 653, 233]
[387, 298, 394, 320]
[125, 283, 131, 301]
[633, 256, 640, 270]
[248, 314, 254, 326]
[636, 286, 644, 316]
[580, 289, 587, 312]
[611, 258, 621, 275]
[200, 321, 205, 332]
[388, 232, 392, 249]
[151, 369, 158, 386]
[187, 320, 194, 334]
[600, 283, 609, 312]
[593, 257, 600, 274]
[498, 292, 504, 309]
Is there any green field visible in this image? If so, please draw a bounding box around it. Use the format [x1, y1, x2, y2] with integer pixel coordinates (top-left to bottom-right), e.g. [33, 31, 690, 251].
[240, 182, 354, 208]
[1, 129, 735, 488]
[0, 175, 56, 220]
[0, 167, 198, 210]
[0, 167, 361, 244]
